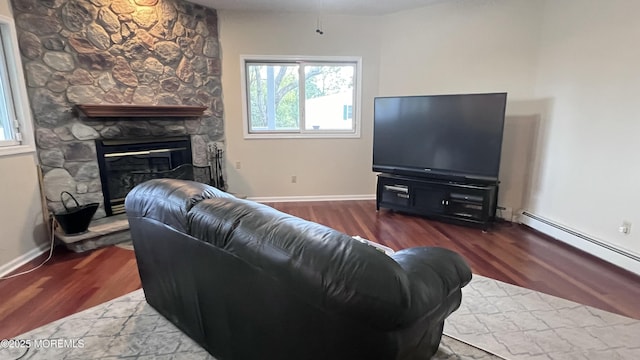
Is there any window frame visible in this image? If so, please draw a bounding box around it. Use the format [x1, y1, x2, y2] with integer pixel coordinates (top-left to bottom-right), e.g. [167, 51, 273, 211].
[240, 55, 362, 139]
[0, 14, 35, 156]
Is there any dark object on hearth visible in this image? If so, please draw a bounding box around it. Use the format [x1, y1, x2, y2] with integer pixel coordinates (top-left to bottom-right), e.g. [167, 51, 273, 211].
[54, 191, 99, 235]
[125, 179, 473, 360]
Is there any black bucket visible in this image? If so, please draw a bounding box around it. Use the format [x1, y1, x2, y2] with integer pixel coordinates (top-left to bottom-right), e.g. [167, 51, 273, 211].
[54, 191, 99, 235]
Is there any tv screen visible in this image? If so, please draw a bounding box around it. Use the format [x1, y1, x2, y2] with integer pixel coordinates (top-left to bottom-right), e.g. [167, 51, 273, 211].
[373, 92, 507, 182]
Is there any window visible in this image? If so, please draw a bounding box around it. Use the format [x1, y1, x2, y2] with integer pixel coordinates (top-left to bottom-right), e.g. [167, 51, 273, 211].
[241, 56, 361, 138]
[0, 28, 19, 146]
[0, 15, 33, 155]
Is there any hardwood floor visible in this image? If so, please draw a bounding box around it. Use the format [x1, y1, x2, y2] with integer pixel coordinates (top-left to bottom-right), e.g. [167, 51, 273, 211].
[1, 200, 639, 340]
[0, 245, 140, 339]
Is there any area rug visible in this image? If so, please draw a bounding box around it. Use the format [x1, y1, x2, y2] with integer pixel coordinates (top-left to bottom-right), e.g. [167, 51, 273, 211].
[5, 275, 638, 360]
[0, 290, 499, 360]
[444, 275, 640, 359]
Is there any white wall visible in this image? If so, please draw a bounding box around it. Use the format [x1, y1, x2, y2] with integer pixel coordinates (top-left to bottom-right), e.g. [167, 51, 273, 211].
[0, 1, 9, 15]
[378, 0, 544, 216]
[219, 2, 543, 206]
[529, 0, 640, 257]
[0, 3, 47, 275]
[378, 0, 542, 98]
[219, 11, 380, 198]
[0, 154, 48, 274]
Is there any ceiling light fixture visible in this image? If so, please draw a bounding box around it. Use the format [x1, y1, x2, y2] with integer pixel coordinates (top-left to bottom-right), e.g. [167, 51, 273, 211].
[315, 0, 324, 35]
[315, 16, 324, 35]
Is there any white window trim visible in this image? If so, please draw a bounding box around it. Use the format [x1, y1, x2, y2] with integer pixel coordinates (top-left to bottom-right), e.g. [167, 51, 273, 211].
[240, 55, 362, 139]
[0, 14, 35, 157]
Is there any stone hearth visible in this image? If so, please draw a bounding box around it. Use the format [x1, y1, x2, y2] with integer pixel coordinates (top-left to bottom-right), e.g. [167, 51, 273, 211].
[55, 213, 130, 252]
[11, 0, 224, 220]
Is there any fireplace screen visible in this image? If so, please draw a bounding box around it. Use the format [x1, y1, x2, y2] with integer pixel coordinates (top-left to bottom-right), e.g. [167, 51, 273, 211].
[96, 136, 209, 216]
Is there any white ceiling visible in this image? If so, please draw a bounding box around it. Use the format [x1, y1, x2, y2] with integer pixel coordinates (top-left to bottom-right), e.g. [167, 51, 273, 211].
[187, 0, 445, 16]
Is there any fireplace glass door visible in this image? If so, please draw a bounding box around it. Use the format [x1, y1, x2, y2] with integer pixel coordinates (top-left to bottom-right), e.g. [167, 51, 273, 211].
[96, 137, 193, 215]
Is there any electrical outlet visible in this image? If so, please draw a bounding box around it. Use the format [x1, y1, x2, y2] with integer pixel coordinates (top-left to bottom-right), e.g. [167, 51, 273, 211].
[235, 161, 241, 169]
[291, 175, 297, 183]
[619, 221, 632, 235]
[497, 206, 513, 222]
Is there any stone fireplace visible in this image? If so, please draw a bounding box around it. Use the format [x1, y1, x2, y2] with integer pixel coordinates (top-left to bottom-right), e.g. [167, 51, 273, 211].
[11, 0, 224, 219]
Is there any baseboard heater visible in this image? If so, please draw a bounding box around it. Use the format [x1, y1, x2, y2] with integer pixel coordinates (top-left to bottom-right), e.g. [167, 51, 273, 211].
[521, 211, 640, 263]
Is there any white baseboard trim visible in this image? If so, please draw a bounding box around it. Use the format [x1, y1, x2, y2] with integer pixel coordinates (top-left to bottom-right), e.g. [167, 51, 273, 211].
[248, 194, 376, 203]
[520, 211, 640, 276]
[0, 243, 50, 278]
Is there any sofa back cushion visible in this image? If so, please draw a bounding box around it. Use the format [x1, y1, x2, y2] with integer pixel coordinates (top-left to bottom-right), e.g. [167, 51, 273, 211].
[125, 179, 233, 233]
[188, 197, 412, 328]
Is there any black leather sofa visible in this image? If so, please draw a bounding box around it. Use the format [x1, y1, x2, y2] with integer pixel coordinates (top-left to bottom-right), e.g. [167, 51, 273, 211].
[125, 179, 472, 360]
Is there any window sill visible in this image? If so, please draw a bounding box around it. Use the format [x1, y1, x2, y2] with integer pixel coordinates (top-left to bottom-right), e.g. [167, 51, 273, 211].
[0, 144, 36, 158]
[244, 132, 361, 140]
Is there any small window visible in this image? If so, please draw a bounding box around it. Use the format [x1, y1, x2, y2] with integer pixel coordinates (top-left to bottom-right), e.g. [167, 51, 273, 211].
[0, 15, 33, 155]
[0, 27, 19, 147]
[242, 56, 361, 139]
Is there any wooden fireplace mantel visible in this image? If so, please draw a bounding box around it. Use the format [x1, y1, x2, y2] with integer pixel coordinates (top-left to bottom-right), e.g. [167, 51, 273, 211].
[76, 104, 207, 118]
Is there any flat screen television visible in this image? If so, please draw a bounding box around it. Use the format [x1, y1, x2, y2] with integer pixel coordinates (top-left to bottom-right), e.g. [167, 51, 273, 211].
[373, 92, 507, 183]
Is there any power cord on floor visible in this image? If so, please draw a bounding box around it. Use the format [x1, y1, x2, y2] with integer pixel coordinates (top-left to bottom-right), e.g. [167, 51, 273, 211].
[0, 218, 56, 280]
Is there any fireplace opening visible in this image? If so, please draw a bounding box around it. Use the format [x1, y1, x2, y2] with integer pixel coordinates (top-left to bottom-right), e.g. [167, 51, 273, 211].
[96, 136, 198, 216]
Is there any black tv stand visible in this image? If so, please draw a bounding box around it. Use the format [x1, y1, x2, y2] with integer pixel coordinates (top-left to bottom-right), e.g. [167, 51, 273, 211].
[376, 173, 498, 229]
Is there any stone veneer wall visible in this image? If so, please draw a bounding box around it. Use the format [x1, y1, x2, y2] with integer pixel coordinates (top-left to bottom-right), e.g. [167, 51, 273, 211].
[11, 0, 223, 218]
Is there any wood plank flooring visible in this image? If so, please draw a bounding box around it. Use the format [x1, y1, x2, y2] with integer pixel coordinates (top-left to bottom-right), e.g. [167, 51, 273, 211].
[0, 245, 140, 339]
[1, 200, 639, 340]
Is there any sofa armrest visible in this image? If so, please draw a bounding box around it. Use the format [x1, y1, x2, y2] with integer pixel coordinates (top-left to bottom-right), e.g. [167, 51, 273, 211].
[390, 247, 472, 322]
